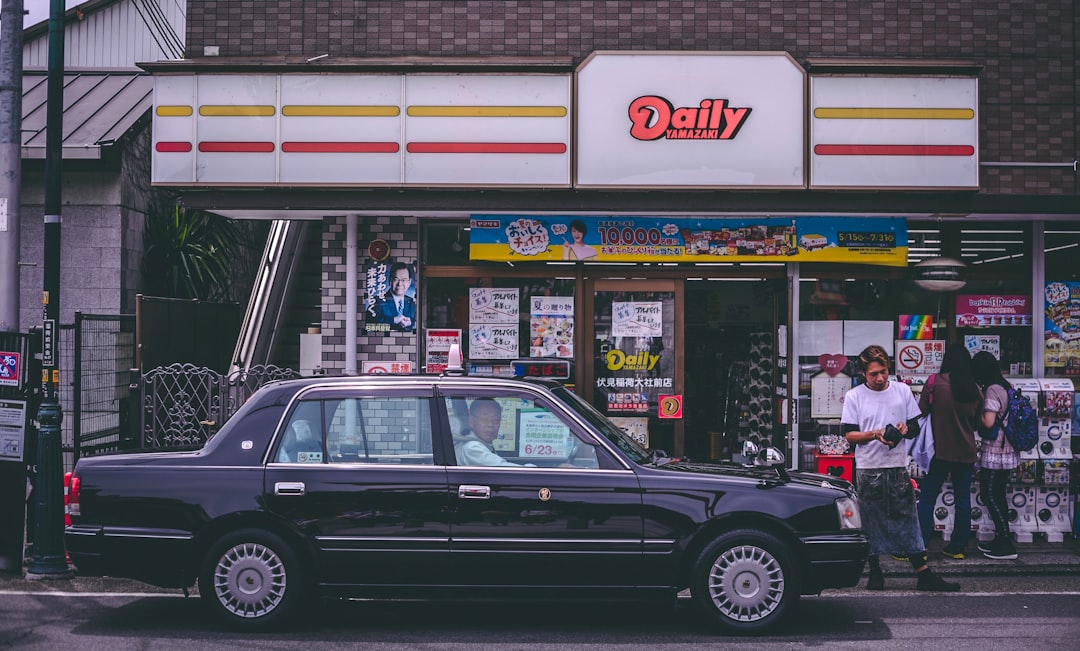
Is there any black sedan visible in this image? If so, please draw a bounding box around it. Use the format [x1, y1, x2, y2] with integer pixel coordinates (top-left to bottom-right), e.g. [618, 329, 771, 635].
[66, 373, 867, 633]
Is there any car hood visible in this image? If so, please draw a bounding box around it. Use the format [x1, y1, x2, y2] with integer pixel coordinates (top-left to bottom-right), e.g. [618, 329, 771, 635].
[653, 459, 853, 492]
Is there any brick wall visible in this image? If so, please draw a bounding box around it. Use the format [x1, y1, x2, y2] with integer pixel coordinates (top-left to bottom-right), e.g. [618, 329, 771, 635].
[186, 0, 1078, 196]
[321, 215, 419, 375]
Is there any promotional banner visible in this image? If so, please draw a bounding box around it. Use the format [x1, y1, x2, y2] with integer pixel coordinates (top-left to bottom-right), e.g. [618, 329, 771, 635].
[1045, 282, 1080, 370]
[469, 215, 908, 266]
[955, 294, 1032, 327]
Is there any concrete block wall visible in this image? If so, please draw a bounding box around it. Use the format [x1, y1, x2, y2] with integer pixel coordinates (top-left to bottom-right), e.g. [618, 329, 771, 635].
[17, 167, 130, 331]
[185, 0, 1079, 196]
[320, 215, 419, 375]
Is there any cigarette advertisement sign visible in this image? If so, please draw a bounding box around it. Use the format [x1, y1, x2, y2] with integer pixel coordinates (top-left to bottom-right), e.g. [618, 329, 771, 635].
[469, 215, 908, 266]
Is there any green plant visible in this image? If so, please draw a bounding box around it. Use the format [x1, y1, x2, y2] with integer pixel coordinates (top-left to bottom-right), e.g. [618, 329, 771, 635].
[142, 205, 241, 301]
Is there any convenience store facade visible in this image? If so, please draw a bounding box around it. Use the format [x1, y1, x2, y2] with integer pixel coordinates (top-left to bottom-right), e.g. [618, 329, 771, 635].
[147, 51, 1078, 465]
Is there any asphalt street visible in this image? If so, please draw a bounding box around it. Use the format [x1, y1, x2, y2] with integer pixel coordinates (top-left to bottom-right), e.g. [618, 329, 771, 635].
[1, 575, 1078, 650]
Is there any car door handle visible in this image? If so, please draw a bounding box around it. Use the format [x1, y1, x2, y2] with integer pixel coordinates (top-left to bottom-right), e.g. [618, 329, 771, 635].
[275, 482, 306, 496]
[458, 484, 491, 500]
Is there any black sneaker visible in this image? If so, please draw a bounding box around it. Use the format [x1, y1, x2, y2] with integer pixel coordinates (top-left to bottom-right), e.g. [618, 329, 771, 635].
[983, 538, 1018, 560]
[916, 570, 961, 592]
[977, 539, 994, 554]
[866, 569, 885, 591]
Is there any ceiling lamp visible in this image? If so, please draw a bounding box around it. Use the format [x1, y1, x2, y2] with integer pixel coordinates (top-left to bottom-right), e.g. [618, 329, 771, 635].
[913, 257, 967, 292]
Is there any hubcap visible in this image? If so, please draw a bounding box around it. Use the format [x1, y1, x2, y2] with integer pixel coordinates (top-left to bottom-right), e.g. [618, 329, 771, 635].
[213, 542, 287, 618]
[708, 544, 784, 622]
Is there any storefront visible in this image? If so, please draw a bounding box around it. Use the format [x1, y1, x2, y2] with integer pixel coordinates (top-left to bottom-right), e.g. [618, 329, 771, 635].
[147, 52, 1078, 471]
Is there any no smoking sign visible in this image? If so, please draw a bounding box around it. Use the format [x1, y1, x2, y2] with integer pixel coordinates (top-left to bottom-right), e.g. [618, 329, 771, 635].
[895, 340, 944, 375]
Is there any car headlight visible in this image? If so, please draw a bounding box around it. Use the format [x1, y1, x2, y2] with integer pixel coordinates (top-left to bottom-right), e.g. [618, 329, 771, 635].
[836, 496, 862, 530]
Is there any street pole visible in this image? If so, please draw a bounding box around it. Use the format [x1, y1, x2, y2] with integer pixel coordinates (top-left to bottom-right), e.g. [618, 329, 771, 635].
[0, 0, 24, 333]
[27, 0, 70, 579]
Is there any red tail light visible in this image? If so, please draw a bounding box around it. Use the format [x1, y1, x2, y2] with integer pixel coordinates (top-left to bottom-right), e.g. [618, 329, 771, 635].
[65, 472, 81, 522]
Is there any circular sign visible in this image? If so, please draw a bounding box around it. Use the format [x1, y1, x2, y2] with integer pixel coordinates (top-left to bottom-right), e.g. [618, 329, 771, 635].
[658, 395, 683, 419]
[897, 345, 923, 370]
[367, 239, 391, 261]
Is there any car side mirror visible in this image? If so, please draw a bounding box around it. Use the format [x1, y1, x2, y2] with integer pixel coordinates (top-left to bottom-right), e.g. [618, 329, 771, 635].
[743, 441, 786, 467]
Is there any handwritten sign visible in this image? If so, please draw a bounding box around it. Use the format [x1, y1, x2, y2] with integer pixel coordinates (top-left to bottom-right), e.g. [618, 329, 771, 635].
[470, 288, 520, 323]
[612, 301, 662, 337]
[469, 324, 519, 359]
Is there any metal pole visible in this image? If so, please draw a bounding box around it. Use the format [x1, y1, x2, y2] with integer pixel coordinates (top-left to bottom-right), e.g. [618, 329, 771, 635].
[0, 0, 24, 333]
[27, 0, 70, 579]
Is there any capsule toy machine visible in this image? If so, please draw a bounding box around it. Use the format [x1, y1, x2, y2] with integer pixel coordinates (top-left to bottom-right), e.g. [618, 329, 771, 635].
[932, 481, 956, 542]
[1007, 485, 1039, 543]
[1038, 380, 1074, 460]
[971, 483, 996, 542]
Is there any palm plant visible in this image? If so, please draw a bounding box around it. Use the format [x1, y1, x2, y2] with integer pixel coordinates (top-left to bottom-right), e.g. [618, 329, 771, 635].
[142, 204, 241, 301]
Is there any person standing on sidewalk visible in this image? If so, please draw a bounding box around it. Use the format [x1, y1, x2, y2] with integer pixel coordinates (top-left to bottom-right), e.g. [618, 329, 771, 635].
[917, 344, 983, 559]
[842, 344, 961, 592]
[971, 351, 1019, 560]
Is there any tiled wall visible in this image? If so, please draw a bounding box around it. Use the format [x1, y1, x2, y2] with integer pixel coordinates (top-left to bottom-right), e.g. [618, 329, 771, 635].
[186, 0, 1078, 196]
[321, 215, 419, 374]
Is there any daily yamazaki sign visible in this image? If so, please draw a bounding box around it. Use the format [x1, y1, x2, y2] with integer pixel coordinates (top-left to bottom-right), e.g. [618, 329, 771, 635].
[628, 96, 752, 141]
[576, 52, 805, 188]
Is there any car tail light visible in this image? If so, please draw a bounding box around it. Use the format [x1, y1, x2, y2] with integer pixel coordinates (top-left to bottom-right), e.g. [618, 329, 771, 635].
[65, 472, 81, 520]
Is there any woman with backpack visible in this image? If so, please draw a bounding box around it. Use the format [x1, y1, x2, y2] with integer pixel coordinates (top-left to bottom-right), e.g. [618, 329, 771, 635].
[971, 350, 1019, 560]
[917, 344, 983, 559]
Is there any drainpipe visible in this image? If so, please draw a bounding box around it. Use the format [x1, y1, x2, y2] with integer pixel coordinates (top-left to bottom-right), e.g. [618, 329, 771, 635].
[344, 214, 357, 375]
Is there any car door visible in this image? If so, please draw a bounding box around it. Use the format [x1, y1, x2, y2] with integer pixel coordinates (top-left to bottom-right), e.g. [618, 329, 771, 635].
[439, 385, 644, 589]
[263, 385, 451, 587]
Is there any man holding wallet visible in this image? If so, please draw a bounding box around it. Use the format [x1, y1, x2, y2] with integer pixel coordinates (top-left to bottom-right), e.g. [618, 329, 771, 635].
[841, 344, 961, 593]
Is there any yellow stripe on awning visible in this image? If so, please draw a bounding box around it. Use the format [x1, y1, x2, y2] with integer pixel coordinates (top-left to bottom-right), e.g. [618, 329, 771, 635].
[282, 106, 401, 117]
[199, 105, 276, 117]
[156, 105, 193, 117]
[814, 108, 974, 119]
[406, 106, 568, 117]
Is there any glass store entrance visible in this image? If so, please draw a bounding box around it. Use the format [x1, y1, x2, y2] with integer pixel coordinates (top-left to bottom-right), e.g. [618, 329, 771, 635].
[582, 275, 785, 461]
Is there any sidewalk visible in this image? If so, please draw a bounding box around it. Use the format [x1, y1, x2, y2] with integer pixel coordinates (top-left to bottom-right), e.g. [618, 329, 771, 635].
[878, 535, 1080, 576]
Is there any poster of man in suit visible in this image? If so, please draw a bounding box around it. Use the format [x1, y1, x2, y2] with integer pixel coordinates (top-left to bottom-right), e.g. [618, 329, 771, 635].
[364, 260, 417, 334]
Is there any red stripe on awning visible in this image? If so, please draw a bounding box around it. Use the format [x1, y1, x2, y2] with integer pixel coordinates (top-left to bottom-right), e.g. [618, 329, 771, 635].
[406, 142, 567, 154]
[815, 144, 975, 156]
[198, 142, 276, 153]
[281, 142, 401, 153]
[155, 141, 193, 152]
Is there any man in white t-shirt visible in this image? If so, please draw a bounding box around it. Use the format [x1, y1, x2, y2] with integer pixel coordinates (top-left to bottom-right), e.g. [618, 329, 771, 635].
[841, 344, 960, 593]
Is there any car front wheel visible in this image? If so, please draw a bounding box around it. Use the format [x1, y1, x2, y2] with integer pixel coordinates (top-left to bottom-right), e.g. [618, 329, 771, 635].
[690, 529, 797, 634]
[199, 528, 302, 629]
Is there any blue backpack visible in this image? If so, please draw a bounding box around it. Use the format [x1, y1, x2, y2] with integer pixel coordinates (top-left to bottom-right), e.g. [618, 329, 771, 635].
[1002, 388, 1038, 452]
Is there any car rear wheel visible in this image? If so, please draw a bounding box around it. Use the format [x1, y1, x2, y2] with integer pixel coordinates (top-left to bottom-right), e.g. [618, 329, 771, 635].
[690, 529, 797, 634]
[199, 528, 302, 629]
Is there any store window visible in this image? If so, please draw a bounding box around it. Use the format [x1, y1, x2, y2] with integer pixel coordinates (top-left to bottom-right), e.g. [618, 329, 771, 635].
[795, 221, 1033, 468]
[1044, 224, 1080, 380]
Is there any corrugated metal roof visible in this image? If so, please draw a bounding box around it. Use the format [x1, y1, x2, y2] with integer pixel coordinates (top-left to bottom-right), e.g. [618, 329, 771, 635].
[21, 69, 152, 160]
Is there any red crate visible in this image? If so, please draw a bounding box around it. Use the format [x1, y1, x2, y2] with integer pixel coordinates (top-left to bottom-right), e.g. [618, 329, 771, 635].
[813, 452, 854, 483]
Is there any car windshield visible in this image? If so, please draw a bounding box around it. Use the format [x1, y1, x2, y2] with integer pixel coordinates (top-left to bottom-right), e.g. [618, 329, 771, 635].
[551, 385, 651, 464]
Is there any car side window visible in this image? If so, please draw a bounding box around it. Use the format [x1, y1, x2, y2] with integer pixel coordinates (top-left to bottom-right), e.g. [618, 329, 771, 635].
[275, 396, 435, 465]
[446, 394, 601, 469]
[324, 395, 435, 465]
[277, 401, 325, 463]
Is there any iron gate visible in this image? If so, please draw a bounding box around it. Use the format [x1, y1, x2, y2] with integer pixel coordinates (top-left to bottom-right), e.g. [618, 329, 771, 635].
[138, 364, 300, 448]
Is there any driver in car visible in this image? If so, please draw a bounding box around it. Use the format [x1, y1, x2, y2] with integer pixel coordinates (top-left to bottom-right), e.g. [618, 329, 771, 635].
[453, 398, 534, 467]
